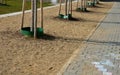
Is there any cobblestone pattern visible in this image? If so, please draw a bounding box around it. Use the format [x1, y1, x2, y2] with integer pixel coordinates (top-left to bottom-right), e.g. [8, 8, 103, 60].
[63, 2, 120, 75]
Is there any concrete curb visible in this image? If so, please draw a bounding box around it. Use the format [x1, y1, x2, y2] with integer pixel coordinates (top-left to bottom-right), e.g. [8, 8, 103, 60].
[0, 4, 59, 18]
[57, 2, 115, 75]
[0, 1, 77, 18]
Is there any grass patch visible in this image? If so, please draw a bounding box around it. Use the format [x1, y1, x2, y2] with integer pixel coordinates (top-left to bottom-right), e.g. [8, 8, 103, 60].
[0, 0, 53, 14]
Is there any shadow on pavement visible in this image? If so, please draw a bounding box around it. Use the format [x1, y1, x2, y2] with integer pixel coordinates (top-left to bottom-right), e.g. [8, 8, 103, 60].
[100, 0, 120, 2]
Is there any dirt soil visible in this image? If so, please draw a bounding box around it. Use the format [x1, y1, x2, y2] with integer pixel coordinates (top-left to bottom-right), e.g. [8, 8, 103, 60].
[0, 1, 113, 75]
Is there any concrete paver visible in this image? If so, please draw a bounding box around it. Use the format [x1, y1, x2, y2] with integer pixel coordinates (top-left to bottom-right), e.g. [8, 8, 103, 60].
[62, 1, 120, 75]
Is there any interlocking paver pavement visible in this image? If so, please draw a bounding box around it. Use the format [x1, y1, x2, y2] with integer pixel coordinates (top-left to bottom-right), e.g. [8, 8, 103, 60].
[62, 1, 120, 75]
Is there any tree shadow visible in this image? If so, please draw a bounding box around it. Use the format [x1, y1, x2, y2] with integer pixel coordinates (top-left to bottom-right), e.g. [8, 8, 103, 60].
[88, 5, 104, 8]
[39, 34, 56, 40]
[86, 10, 107, 14]
[82, 19, 120, 24]
[0, 3, 9, 6]
[87, 39, 120, 46]
[100, 0, 117, 2]
[53, 16, 80, 22]
[75, 9, 91, 13]
[38, 33, 120, 46]
[69, 17, 80, 21]
[41, 34, 84, 43]
[0, 30, 84, 43]
[1, 30, 120, 46]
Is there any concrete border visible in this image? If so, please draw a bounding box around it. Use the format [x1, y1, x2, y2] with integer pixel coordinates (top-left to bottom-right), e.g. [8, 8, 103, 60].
[0, 4, 59, 18]
[0, 1, 77, 18]
[57, 2, 115, 75]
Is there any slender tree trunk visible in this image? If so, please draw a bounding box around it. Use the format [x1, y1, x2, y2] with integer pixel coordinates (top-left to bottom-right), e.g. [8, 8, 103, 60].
[21, 0, 26, 29]
[40, 0, 43, 28]
[68, 0, 70, 14]
[0, 0, 3, 3]
[31, 0, 34, 32]
[70, 0, 72, 15]
[85, 0, 87, 8]
[34, 0, 37, 39]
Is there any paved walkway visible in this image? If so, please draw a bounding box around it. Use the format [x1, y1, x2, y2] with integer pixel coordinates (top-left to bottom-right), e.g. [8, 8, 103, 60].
[62, 1, 120, 75]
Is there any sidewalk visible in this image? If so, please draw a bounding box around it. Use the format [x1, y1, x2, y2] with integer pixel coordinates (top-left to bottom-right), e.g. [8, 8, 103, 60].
[60, 1, 120, 75]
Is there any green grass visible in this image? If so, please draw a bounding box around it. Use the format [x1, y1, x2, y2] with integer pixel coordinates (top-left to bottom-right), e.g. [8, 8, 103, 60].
[0, 0, 53, 14]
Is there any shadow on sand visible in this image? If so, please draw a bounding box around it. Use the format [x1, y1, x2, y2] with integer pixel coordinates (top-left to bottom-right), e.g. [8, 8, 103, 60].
[0, 3, 9, 6]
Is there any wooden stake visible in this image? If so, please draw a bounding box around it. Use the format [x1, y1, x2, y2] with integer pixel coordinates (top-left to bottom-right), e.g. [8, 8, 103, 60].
[70, 0, 72, 15]
[65, 0, 68, 15]
[84, 0, 85, 8]
[59, 0, 62, 15]
[68, 0, 70, 14]
[85, 0, 86, 8]
[40, 0, 43, 28]
[81, 0, 82, 8]
[77, 0, 79, 8]
[31, 0, 34, 32]
[21, 0, 26, 29]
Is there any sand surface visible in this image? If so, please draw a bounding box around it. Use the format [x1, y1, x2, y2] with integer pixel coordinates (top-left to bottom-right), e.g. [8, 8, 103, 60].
[0, 1, 113, 75]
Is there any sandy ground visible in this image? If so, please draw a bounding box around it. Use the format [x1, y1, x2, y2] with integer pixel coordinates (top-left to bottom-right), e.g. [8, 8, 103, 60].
[0, 1, 113, 75]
